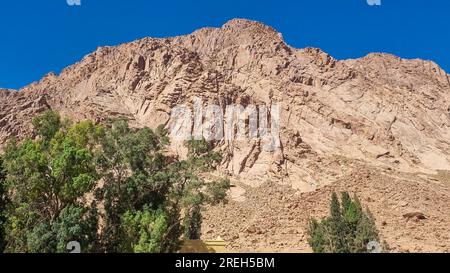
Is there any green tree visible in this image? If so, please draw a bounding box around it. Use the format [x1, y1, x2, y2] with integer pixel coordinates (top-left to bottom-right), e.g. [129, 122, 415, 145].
[121, 206, 170, 253]
[31, 110, 62, 143]
[98, 121, 230, 252]
[2, 111, 100, 252]
[97, 119, 174, 252]
[183, 204, 202, 240]
[308, 192, 388, 253]
[177, 139, 229, 240]
[185, 139, 222, 171]
[1, 113, 229, 253]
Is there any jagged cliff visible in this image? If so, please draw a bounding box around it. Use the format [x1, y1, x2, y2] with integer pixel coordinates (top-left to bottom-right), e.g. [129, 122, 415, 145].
[1, 19, 450, 252]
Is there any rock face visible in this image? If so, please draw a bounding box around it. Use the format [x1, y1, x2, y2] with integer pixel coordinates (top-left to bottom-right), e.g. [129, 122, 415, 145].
[0, 88, 51, 144]
[2, 19, 450, 186]
[1, 19, 450, 252]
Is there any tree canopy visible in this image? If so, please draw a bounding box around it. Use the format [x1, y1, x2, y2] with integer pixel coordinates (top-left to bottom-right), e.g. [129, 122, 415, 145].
[0, 111, 229, 253]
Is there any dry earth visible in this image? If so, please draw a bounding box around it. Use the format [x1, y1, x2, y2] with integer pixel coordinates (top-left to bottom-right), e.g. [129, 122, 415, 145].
[202, 159, 450, 252]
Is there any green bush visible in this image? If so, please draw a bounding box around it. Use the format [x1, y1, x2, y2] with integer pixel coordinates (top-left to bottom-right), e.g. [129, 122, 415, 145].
[307, 192, 388, 253]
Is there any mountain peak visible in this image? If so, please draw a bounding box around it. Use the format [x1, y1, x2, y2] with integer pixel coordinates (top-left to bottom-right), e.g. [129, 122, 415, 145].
[220, 18, 284, 42]
[222, 18, 277, 32]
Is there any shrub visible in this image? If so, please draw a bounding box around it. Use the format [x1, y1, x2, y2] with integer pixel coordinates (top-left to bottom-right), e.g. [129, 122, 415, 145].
[307, 192, 388, 253]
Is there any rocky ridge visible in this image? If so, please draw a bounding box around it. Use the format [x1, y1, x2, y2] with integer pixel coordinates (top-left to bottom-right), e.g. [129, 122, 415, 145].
[1, 19, 450, 252]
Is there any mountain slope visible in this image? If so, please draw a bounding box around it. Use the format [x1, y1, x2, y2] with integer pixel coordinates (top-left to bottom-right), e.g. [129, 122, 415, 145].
[1, 19, 450, 252]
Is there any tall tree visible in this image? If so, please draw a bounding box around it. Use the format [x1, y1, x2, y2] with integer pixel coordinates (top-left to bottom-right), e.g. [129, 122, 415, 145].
[308, 192, 388, 253]
[98, 120, 230, 252]
[97, 119, 175, 252]
[1, 113, 230, 253]
[2, 111, 101, 252]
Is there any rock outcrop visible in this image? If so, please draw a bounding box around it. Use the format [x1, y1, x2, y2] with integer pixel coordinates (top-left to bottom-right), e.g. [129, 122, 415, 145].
[1, 19, 450, 252]
[2, 19, 449, 188]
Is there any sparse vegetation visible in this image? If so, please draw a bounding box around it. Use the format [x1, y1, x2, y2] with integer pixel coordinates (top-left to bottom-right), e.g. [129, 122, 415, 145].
[307, 192, 388, 253]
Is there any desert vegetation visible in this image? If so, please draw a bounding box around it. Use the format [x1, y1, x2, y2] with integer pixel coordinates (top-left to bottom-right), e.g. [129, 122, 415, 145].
[308, 192, 388, 253]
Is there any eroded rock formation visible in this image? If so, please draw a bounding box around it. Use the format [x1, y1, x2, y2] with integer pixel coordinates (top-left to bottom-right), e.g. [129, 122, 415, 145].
[1, 19, 450, 252]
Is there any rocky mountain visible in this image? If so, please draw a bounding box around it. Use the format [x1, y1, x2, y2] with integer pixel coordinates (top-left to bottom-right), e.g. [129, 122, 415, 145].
[1, 19, 450, 252]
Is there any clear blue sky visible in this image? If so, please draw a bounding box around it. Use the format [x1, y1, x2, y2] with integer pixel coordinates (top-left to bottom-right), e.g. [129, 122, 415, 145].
[1, 0, 449, 89]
